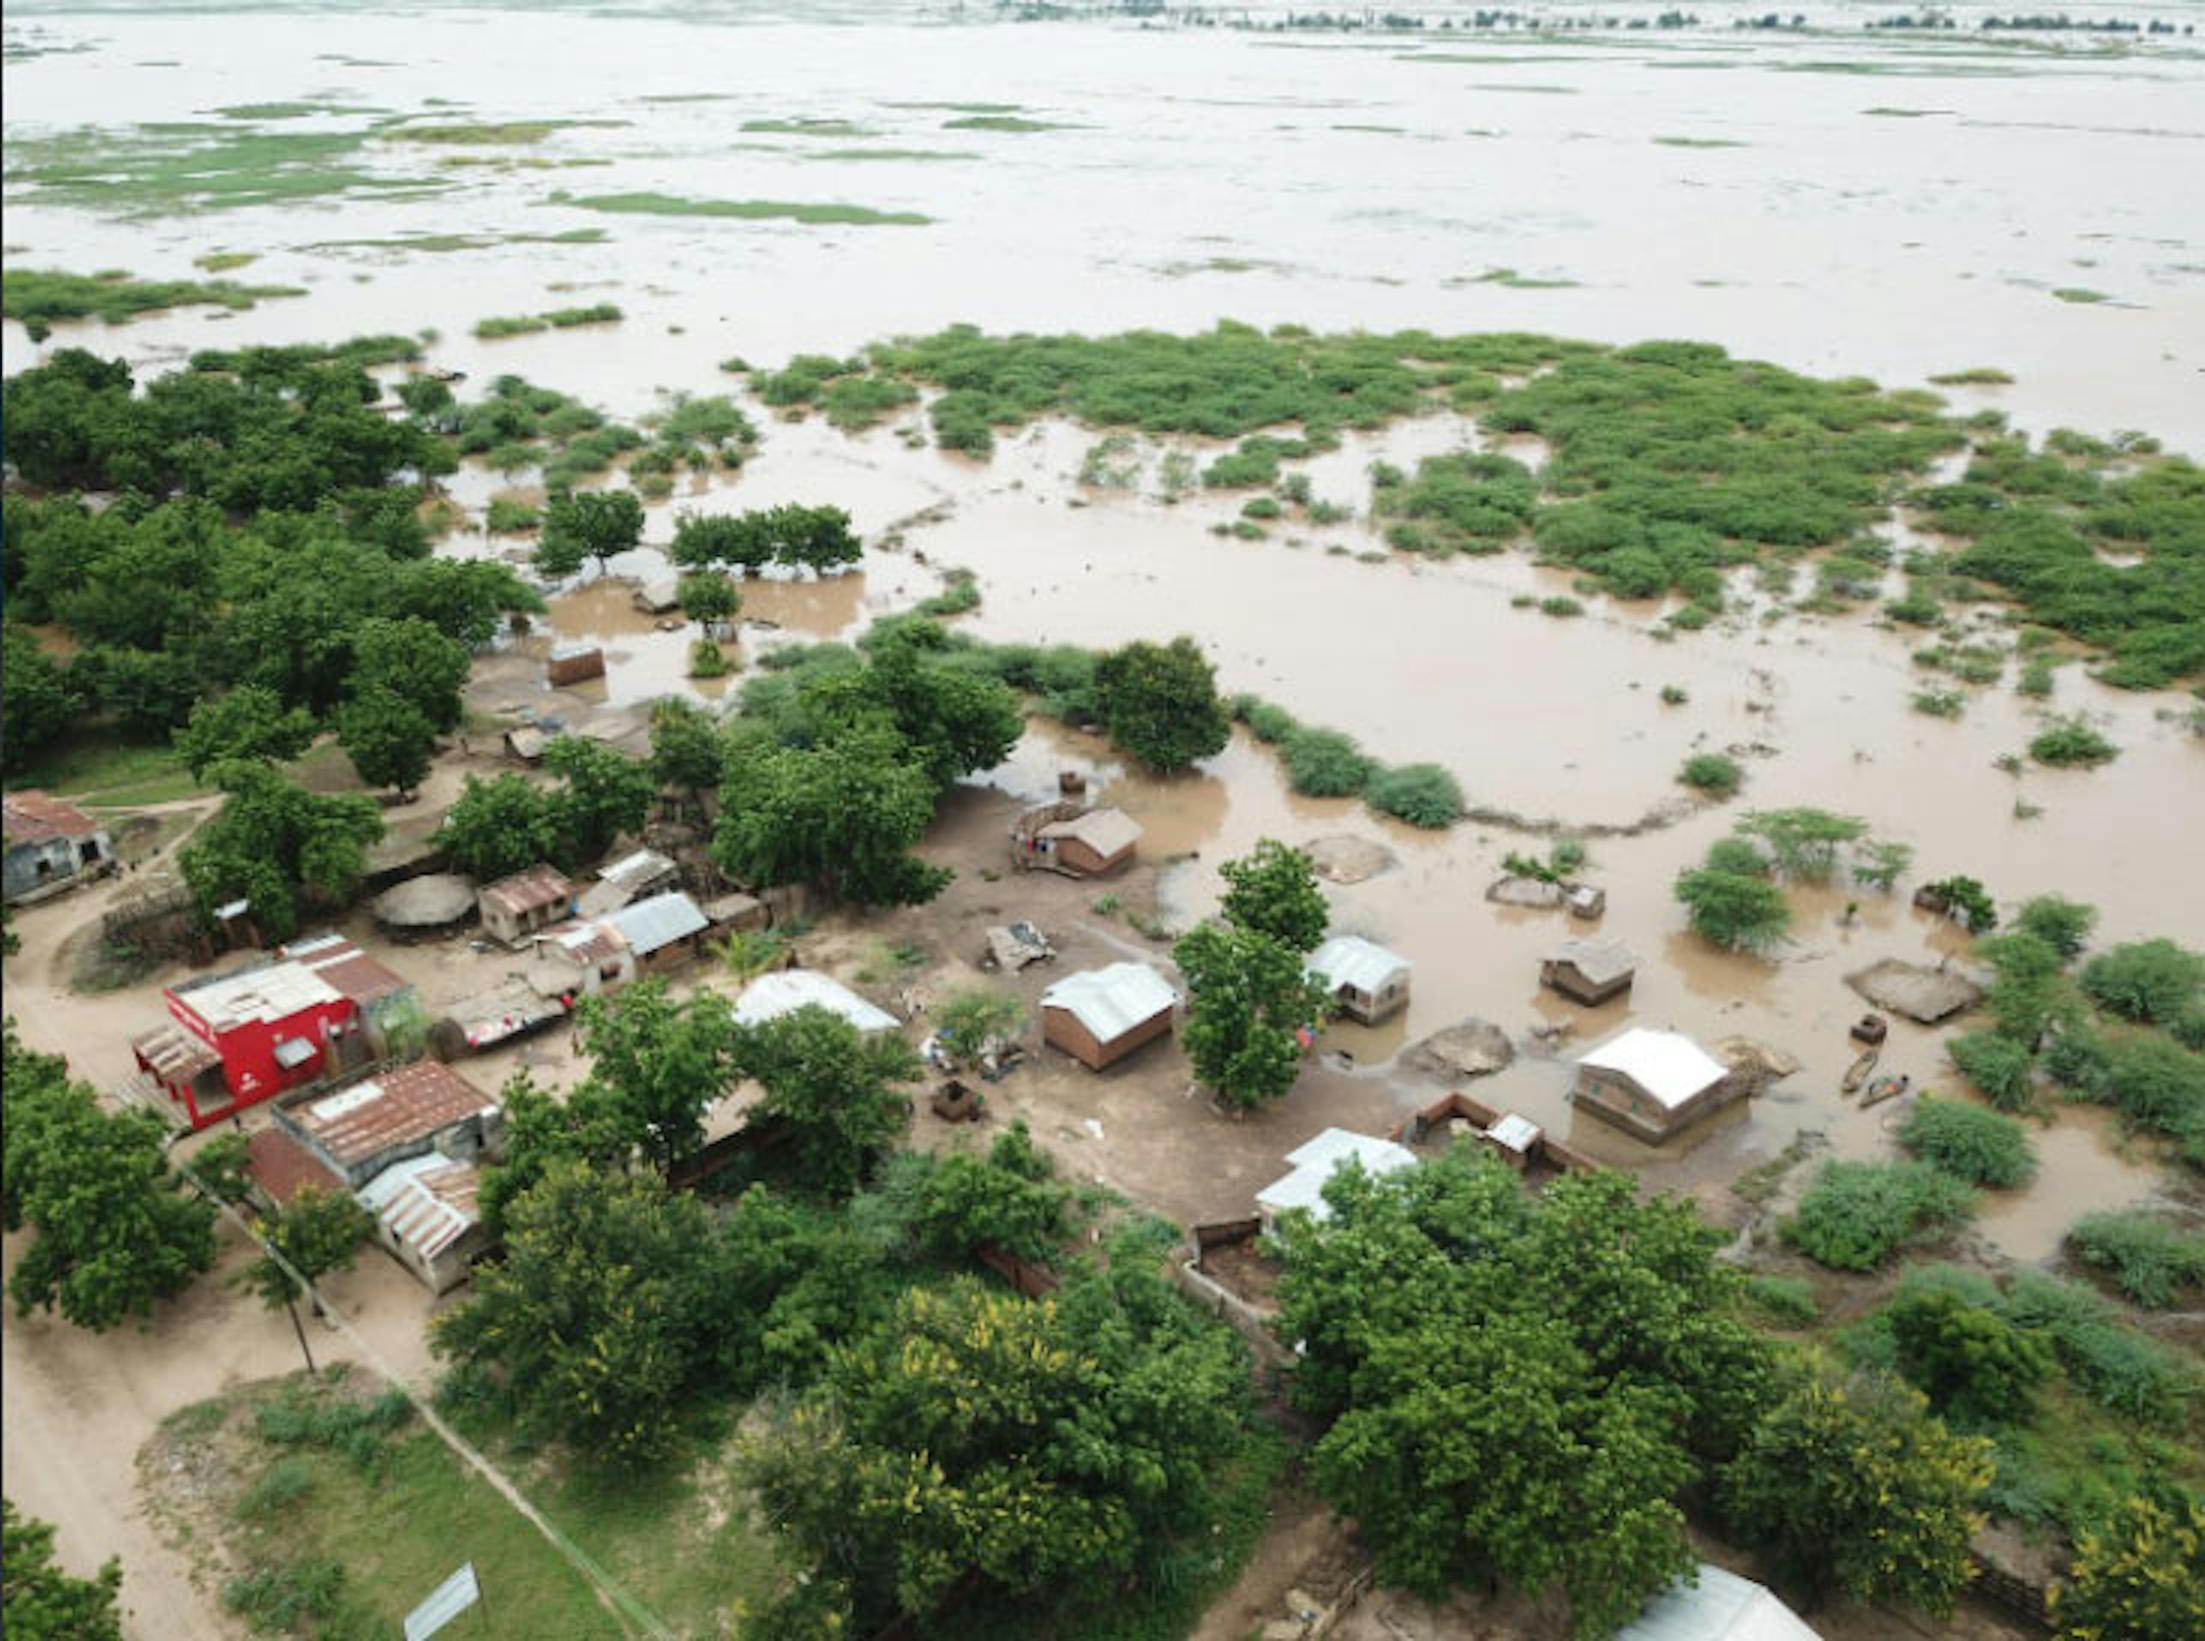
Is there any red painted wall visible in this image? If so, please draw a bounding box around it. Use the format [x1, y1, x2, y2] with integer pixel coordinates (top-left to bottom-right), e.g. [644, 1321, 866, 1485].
[165, 987, 357, 1126]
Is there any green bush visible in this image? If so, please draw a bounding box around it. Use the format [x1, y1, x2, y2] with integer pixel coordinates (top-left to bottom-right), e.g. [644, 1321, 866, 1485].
[2079, 939, 2205, 1024]
[1913, 687, 1966, 719]
[1783, 1160, 1978, 1272]
[1237, 699, 1299, 744]
[1280, 728, 1375, 798]
[1947, 1030, 2038, 1111]
[1899, 1095, 2037, 1188]
[1674, 859, 1790, 953]
[1887, 1284, 2055, 1425]
[233, 1455, 314, 1520]
[484, 496, 541, 534]
[2029, 715, 2119, 768]
[1678, 753, 1742, 797]
[2014, 894, 2097, 960]
[2067, 1212, 2205, 1309]
[1743, 1274, 1819, 1326]
[1363, 763, 1462, 828]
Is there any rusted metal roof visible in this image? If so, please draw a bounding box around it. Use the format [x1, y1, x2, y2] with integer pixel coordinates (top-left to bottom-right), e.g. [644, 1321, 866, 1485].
[358, 1154, 481, 1262]
[284, 932, 410, 1006]
[534, 918, 628, 967]
[2, 790, 103, 846]
[290, 1061, 496, 1171]
[246, 1127, 345, 1208]
[133, 1022, 222, 1082]
[481, 863, 575, 919]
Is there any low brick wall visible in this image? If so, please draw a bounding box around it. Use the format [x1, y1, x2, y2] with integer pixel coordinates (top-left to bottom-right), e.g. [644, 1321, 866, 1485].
[1173, 1257, 1293, 1369]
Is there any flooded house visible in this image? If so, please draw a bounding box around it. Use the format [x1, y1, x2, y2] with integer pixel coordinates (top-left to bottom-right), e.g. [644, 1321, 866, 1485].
[1255, 1128, 1418, 1232]
[1571, 1026, 1741, 1144]
[2, 790, 115, 905]
[576, 847, 679, 919]
[732, 969, 901, 1034]
[1011, 802, 1143, 878]
[1040, 962, 1178, 1071]
[1307, 935, 1412, 1025]
[126, 935, 418, 1131]
[546, 641, 606, 686]
[477, 864, 576, 948]
[1541, 937, 1639, 1006]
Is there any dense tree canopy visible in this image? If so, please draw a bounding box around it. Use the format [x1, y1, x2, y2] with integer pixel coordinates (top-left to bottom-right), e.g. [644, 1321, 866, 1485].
[737, 1005, 921, 1197]
[174, 686, 318, 780]
[534, 489, 644, 578]
[647, 696, 723, 803]
[668, 503, 861, 575]
[243, 1185, 375, 1316]
[805, 622, 1024, 793]
[541, 733, 655, 865]
[712, 724, 950, 907]
[1094, 636, 1233, 772]
[1217, 838, 1329, 954]
[435, 773, 566, 883]
[1174, 921, 1329, 1110]
[177, 762, 384, 939]
[574, 980, 744, 1172]
[2, 1498, 124, 1641]
[336, 687, 435, 798]
[3, 1025, 217, 1332]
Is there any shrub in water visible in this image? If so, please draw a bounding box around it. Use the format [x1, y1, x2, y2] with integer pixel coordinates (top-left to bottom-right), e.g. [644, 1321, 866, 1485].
[2029, 715, 2118, 767]
[2066, 1211, 2205, 1309]
[1947, 1030, 2038, 1112]
[1900, 1094, 2037, 1188]
[2079, 938, 2205, 1025]
[1363, 763, 1462, 827]
[1677, 753, 1742, 798]
[1783, 1160, 1978, 1272]
[1280, 728, 1374, 798]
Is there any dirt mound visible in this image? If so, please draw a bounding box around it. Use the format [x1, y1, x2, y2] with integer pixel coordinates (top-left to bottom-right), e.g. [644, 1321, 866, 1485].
[1485, 875, 1564, 909]
[1305, 835, 1396, 885]
[1405, 1019, 1516, 1080]
[1846, 959, 1983, 1025]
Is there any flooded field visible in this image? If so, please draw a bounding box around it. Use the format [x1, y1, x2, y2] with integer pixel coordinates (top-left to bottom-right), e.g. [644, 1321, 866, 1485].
[6, 2, 2204, 1634]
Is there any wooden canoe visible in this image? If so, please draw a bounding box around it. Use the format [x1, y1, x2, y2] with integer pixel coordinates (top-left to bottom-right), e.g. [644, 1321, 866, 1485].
[1861, 1074, 1912, 1110]
[1841, 1049, 1879, 1095]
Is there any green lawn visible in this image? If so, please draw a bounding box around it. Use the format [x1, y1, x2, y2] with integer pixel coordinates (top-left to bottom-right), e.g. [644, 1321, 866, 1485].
[7, 731, 204, 808]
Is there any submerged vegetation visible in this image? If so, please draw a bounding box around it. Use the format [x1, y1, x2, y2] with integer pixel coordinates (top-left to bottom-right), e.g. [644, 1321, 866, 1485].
[2, 267, 305, 339]
[558, 191, 933, 226]
[471, 301, 623, 340]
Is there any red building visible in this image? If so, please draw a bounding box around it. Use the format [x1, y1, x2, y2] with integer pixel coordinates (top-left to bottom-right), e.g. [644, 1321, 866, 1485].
[130, 933, 413, 1131]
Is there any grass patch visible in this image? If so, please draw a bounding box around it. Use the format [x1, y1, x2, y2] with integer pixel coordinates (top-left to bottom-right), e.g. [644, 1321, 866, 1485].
[9, 730, 204, 808]
[1913, 687, 1967, 718]
[804, 147, 976, 162]
[2052, 287, 2112, 304]
[387, 119, 623, 146]
[472, 302, 624, 340]
[3, 267, 304, 336]
[2028, 715, 2119, 768]
[741, 117, 872, 137]
[2067, 1211, 2205, 1310]
[561, 191, 931, 226]
[1365, 763, 1463, 828]
[5, 120, 450, 217]
[941, 115, 1070, 132]
[1678, 753, 1744, 798]
[1784, 1159, 1978, 1271]
[1899, 1094, 2037, 1188]
[1928, 367, 2015, 386]
[1653, 135, 1749, 148]
[1463, 265, 1580, 289]
[192, 251, 259, 273]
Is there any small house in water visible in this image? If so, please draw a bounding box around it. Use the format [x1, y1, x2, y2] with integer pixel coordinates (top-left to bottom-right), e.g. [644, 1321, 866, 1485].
[1012, 803, 1142, 878]
[3, 790, 115, 905]
[479, 864, 575, 948]
[1255, 1128, 1418, 1232]
[276, 1058, 503, 1189]
[358, 1154, 489, 1295]
[1040, 963, 1177, 1071]
[577, 847, 679, 919]
[129, 935, 418, 1131]
[732, 970, 900, 1034]
[1307, 935, 1411, 1025]
[546, 642, 605, 686]
[1541, 937, 1638, 1006]
[1572, 1026, 1739, 1144]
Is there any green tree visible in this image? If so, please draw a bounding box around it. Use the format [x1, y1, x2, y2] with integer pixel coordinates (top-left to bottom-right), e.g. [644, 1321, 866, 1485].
[713, 725, 950, 907]
[177, 761, 384, 942]
[677, 568, 740, 636]
[2, 1498, 123, 1641]
[2015, 894, 2098, 961]
[475, 1071, 636, 1244]
[4, 1028, 217, 1332]
[1978, 930, 2072, 1050]
[2049, 1493, 2205, 1641]
[647, 696, 723, 807]
[1, 625, 82, 772]
[1722, 1374, 1992, 1616]
[1093, 635, 1231, 772]
[535, 489, 644, 578]
[434, 772, 564, 883]
[433, 1163, 731, 1467]
[543, 734, 655, 866]
[907, 1122, 1072, 1263]
[335, 687, 434, 799]
[1173, 921, 1329, 1110]
[187, 1131, 256, 1207]
[1738, 808, 1868, 882]
[932, 988, 1024, 1064]
[173, 685, 316, 780]
[2079, 939, 2205, 1026]
[1218, 838, 1329, 954]
[1886, 1285, 2056, 1424]
[349, 614, 470, 733]
[574, 980, 742, 1172]
[804, 622, 1024, 793]
[244, 1185, 375, 1317]
[738, 1005, 920, 1197]
[1674, 858, 1792, 953]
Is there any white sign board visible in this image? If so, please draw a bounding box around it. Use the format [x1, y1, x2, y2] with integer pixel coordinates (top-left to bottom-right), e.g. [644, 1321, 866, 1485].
[404, 1562, 481, 1641]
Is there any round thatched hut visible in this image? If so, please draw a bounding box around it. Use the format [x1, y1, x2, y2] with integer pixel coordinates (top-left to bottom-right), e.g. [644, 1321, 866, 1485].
[372, 873, 477, 939]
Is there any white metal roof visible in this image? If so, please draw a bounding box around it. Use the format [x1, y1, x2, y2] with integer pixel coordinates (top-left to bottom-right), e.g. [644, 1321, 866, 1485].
[732, 970, 899, 1034]
[597, 848, 676, 890]
[1259, 1129, 1418, 1221]
[358, 1153, 481, 1263]
[1618, 1564, 1821, 1641]
[604, 892, 708, 955]
[1578, 1027, 1729, 1110]
[1040, 962, 1177, 1042]
[1488, 1113, 1542, 1154]
[1308, 935, 1410, 996]
[173, 961, 341, 1032]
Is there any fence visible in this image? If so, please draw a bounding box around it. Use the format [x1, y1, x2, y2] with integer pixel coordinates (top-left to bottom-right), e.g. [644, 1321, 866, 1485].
[1969, 1554, 2052, 1630]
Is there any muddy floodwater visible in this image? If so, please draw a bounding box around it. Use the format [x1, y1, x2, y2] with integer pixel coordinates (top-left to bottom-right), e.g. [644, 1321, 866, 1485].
[6, 2, 2205, 1627]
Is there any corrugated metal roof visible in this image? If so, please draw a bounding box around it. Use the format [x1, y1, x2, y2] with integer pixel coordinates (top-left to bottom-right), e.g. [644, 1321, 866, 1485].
[133, 1022, 222, 1081]
[605, 891, 707, 955]
[1618, 1565, 1821, 1641]
[2, 790, 104, 845]
[171, 961, 343, 1033]
[283, 932, 409, 1006]
[292, 1061, 495, 1170]
[1258, 1129, 1417, 1220]
[1488, 1113, 1542, 1154]
[535, 919, 628, 966]
[246, 1128, 344, 1208]
[1550, 936, 1638, 986]
[597, 848, 677, 890]
[733, 971, 899, 1034]
[481, 864, 574, 918]
[1041, 963, 1177, 1043]
[1308, 935, 1410, 996]
[358, 1154, 481, 1262]
[1039, 806, 1142, 857]
[1579, 1027, 1729, 1110]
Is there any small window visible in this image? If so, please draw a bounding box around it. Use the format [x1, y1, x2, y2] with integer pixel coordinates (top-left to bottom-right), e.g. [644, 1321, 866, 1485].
[599, 962, 621, 981]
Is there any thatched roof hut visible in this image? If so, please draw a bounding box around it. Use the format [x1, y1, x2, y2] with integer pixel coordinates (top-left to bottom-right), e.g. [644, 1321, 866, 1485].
[372, 872, 477, 935]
